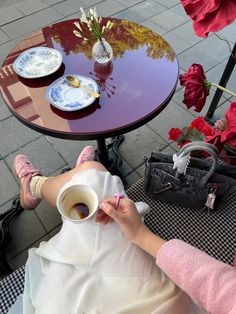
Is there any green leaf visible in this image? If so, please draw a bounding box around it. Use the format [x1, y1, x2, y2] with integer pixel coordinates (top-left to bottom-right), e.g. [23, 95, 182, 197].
[182, 127, 190, 137]
[188, 128, 206, 141]
[224, 143, 236, 156]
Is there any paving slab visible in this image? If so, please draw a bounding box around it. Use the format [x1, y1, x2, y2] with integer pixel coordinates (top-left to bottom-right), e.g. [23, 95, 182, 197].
[117, 0, 144, 7]
[6, 209, 47, 259]
[217, 21, 236, 42]
[125, 170, 141, 186]
[5, 136, 67, 176]
[0, 0, 24, 8]
[141, 19, 167, 35]
[0, 36, 25, 66]
[35, 200, 62, 232]
[80, 0, 106, 7]
[8, 235, 50, 271]
[0, 97, 12, 121]
[206, 61, 235, 88]
[0, 160, 19, 207]
[0, 7, 24, 26]
[170, 3, 189, 18]
[119, 125, 168, 167]
[0, 200, 14, 215]
[128, 0, 166, 20]
[196, 35, 234, 62]
[43, 0, 64, 4]
[170, 21, 204, 45]
[113, 7, 146, 23]
[1, 6, 64, 39]
[177, 45, 221, 72]
[222, 60, 236, 92]
[0, 116, 40, 157]
[16, 0, 50, 15]
[0, 29, 9, 45]
[164, 32, 191, 55]
[154, 0, 179, 8]
[147, 99, 195, 142]
[173, 87, 229, 119]
[46, 136, 97, 164]
[150, 9, 187, 31]
[52, 0, 84, 17]
[94, 0, 125, 17]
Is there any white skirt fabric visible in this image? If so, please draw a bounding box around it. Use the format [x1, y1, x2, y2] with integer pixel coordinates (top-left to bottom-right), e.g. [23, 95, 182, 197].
[22, 169, 206, 314]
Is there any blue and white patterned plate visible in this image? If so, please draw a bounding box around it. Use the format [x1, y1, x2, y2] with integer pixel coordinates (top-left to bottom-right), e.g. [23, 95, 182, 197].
[13, 47, 63, 78]
[46, 74, 99, 111]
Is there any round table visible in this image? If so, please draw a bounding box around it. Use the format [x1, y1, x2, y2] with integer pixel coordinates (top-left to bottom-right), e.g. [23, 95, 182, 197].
[0, 18, 178, 172]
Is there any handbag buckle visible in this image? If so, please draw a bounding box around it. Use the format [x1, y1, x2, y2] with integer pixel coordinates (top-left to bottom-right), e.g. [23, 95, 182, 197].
[155, 182, 172, 194]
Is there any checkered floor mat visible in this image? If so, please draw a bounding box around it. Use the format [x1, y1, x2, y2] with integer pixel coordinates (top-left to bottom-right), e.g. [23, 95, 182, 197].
[127, 178, 236, 266]
[1, 178, 236, 312]
[0, 265, 24, 313]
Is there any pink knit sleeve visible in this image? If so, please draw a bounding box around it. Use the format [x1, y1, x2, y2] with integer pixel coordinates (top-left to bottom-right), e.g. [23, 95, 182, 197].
[156, 239, 236, 314]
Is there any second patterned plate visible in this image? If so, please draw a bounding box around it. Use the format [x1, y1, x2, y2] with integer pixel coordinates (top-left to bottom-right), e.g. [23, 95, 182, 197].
[46, 74, 99, 111]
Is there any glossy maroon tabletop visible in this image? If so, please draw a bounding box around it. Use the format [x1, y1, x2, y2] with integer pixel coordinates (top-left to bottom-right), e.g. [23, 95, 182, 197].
[0, 18, 179, 140]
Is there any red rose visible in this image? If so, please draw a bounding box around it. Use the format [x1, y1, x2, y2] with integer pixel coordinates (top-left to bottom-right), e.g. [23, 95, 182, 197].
[189, 116, 206, 130]
[179, 64, 209, 112]
[181, 0, 236, 38]
[201, 125, 215, 137]
[168, 128, 183, 141]
[189, 116, 214, 136]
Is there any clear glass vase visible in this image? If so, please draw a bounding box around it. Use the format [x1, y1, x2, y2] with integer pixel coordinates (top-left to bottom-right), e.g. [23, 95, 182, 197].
[92, 38, 113, 64]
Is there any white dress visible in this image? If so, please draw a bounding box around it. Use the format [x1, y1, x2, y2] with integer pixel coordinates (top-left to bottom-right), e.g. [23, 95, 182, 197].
[17, 169, 206, 314]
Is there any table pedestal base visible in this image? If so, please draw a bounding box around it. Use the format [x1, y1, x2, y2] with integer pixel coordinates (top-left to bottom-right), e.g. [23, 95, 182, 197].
[96, 136, 127, 186]
[0, 198, 23, 278]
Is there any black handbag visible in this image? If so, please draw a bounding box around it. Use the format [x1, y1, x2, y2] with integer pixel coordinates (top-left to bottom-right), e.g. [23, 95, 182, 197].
[144, 141, 236, 210]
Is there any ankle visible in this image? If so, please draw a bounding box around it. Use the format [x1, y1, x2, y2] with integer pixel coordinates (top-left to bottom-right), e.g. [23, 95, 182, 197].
[30, 175, 49, 199]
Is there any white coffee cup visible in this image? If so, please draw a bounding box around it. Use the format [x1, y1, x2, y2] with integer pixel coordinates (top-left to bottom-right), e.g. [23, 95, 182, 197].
[56, 184, 99, 223]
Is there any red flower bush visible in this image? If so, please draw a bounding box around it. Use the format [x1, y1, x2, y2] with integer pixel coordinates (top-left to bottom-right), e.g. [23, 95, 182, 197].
[179, 64, 210, 112]
[181, 0, 236, 38]
[169, 103, 236, 163]
[169, 117, 213, 147]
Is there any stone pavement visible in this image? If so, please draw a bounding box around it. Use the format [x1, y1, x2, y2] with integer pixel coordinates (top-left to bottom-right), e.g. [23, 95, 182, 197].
[0, 0, 235, 272]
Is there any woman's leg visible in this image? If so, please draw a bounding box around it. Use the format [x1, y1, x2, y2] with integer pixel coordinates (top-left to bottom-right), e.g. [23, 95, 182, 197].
[41, 161, 106, 207]
[13, 146, 107, 210]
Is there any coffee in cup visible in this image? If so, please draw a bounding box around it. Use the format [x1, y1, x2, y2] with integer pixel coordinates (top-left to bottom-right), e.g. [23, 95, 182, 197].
[56, 184, 99, 223]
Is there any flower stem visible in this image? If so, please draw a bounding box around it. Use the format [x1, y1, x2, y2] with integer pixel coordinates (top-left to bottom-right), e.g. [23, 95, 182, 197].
[211, 82, 236, 97]
[99, 38, 110, 59]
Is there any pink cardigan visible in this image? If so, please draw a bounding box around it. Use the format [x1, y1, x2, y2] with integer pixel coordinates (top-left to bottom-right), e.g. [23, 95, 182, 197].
[156, 239, 236, 314]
